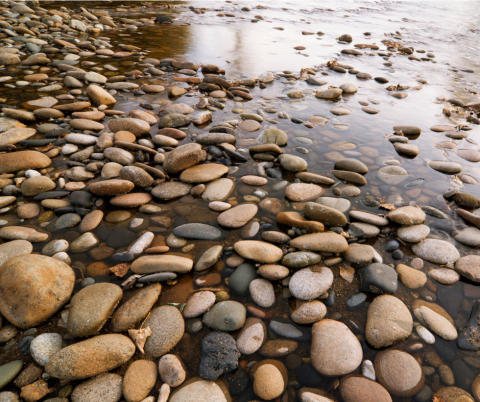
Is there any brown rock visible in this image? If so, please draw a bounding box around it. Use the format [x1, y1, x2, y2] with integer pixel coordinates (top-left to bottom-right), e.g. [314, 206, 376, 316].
[79, 210, 104, 233]
[163, 143, 204, 175]
[89, 179, 134, 196]
[339, 374, 392, 402]
[285, 183, 325, 202]
[110, 193, 153, 207]
[180, 163, 228, 183]
[251, 360, 287, 400]
[0, 151, 51, 174]
[20, 380, 49, 402]
[276, 211, 324, 232]
[122, 360, 157, 402]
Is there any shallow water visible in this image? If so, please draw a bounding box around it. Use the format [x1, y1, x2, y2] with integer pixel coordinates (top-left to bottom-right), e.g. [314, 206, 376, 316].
[2, 0, 480, 400]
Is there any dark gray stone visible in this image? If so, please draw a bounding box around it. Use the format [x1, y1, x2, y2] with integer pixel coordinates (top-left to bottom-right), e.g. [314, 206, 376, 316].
[229, 263, 257, 296]
[358, 263, 398, 294]
[173, 223, 221, 240]
[199, 332, 240, 381]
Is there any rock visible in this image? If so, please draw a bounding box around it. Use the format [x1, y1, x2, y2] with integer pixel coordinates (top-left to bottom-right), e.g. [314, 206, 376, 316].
[158, 355, 186, 387]
[413, 304, 458, 340]
[378, 165, 409, 185]
[0, 240, 32, 267]
[348, 222, 380, 238]
[366, 295, 412, 348]
[453, 227, 480, 247]
[289, 267, 334, 300]
[203, 301, 246, 331]
[70, 232, 99, 252]
[0, 128, 36, 146]
[122, 360, 157, 402]
[430, 268, 460, 285]
[375, 350, 424, 396]
[339, 375, 392, 402]
[311, 319, 362, 376]
[332, 170, 367, 185]
[195, 245, 223, 271]
[110, 284, 161, 332]
[233, 241, 283, 263]
[388, 206, 425, 225]
[279, 154, 307, 172]
[335, 158, 368, 174]
[249, 279, 275, 308]
[236, 317, 266, 355]
[285, 183, 325, 202]
[0, 151, 51, 174]
[276, 211, 324, 232]
[173, 223, 221, 240]
[201, 178, 235, 201]
[282, 251, 321, 269]
[152, 182, 193, 200]
[45, 334, 135, 380]
[456, 256, 480, 282]
[359, 263, 398, 294]
[67, 283, 122, 337]
[257, 128, 288, 145]
[0, 361, 23, 389]
[217, 204, 258, 228]
[30, 333, 62, 367]
[71, 373, 122, 402]
[144, 306, 184, 357]
[180, 164, 228, 183]
[290, 232, 348, 253]
[229, 263, 258, 295]
[252, 360, 287, 400]
[17, 203, 40, 219]
[291, 300, 327, 324]
[412, 239, 460, 264]
[108, 118, 150, 136]
[199, 332, 240, 381]
[119, 166, 154, 188]
[397, 225, 430, 242]
[344, 243, 374, 264]
[303, 202, 348, 226]
[0, 255, 74, 328]
[0, 226, 48, 243]
[183, 291, 216, 318]
[86, 84, 116, 106]
[315, 88, 342, 99]
[458, 300, 480, 351]
[429, 160, 462, 174]
[396, 264, 427, 289]
[169, 378, 230, 402]
[131, 255, 193, 274]
[453, 193, 480, 209]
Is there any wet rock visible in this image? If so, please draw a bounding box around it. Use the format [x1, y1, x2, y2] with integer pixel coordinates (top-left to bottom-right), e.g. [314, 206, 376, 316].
[396, 264, 427, 289]
[453, 193, 480, 209]
[311, 319, 362, 376]
[413, 303, 457, 340]
[303, 202, 348, 226]
[0, 240, 32, 267]
[144, 306, 184, 357]
[203, 301, 246, 331]
[290, 232, 348, 253]
[183, 291, 216, 318]
[152, 182, 193, 200]
[199, 332, 240, 381]
[366, 295, 412, 348]
[397, 225, 430, 242]
[122, 360, 157, 402]
[236, 317, 266, 355]
[229, 263, 258, 295]
[375, 350, 424, 397]
[388, 206, 425, 225]
[458, 300, 480, 351]
[0, 151, 51, 174]
[0, 255, 74, 328]
[285, 183, 325, 202]
[344, 243, 374, 264]
[233, 240, 283, 263]
[289, 267, 333, 300]
[71, 373, 122, 402]
[358, 263, 398, 294]
[257, 128, 288, 145]
[429, 160, 462, 174]
[249, 279, 275, 308]
[169, 378, 230, 402]
[180, 164, 228, 183]
[131, 255, 193, 274]
[30, 333, 62, 367]
[252, 360, 287, 400]
[456, 255, 480, 282]
[412, 239, 460, 264]
[45, 334, 135, 380]
[158, 354, 186, 387]
[339, 375, 392, 402]
[67, 283, 122, 337]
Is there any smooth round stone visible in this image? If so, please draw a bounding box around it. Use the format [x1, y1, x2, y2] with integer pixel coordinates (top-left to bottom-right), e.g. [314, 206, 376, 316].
[138, 272, 177, 283]
[252, 361, 287, 400]
[169, 378, 230, 402]
[412, 239, 460, 264]
[413, 304, 457, 340]
[203, 301, 246, 331]
[180, 164, 229, 183]
[330, 107, 352, 116]
[0, 240, 33, 267]
[201, 178, 235, 201]
[173, 223, 221, 240]
[339, 82, 358, 93]
[30, 333, 63, 366]
[291, 300, 327, 324]
[359, 263, 398, 294]
[0, 360, 23, 389]
[143, 306, 184, 357]
[236, 317, 266, 355]
[428, 160, 462, 174]
[311, 319, 362, 376]
[385, 240, 400, 251]
[131, 255, 193, 274]
[397, 225, 430, 242]
[234, 241, 283, 263]
[256, 128, 288, 145]
[239, 120, 260, 132]
[416, 326, 435, 344]
[183, 291, 216, 318]
[344, 243, 374, 264]
[303, 202, 348, 227]
[290, 232, 348, 253]
[349, 210, 388, 226]
[282, 251, 321, 268]
[71, 373, 122, 402]
[285, 183, 325, 202]
[366, 295, 412, 348]
[429, 268, 460, 285]
[343, 186, 361, 197]
[249, 279, 275, 308]
[388, 206, 425, 226]
[348, 222, 380, 238]
[453, 227, 480, 247]
[122, 360, 157, 402]
[229, 263, 258, 295]
[278, 154, 307, 172]
[456, 255, 480, 282]
[217, 204, 258, 228]
[396, 264, 427, 289]
[339, 375, 392, 402]
[374, 350, 424, 397]
[289, 267, 333, 301]
[158, 354, 186, 387]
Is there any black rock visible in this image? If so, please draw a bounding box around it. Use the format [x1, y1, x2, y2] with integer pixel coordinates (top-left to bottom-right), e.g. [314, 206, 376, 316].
[225, 368, 249, 396]
[375, 77, 389, 83]
[107, 227, 137, 248]
[358, 263, 398, 294]
[458, 300, 480, 351]
[266, 168, 282, 178]
[112, 252, 135, 262]
[96, 226, 111, 241]
[433, 337, 456, 364]
[155, 16, 173, 23]
[207, 146, 223, 158]
[33, 191, 69, 201]
[199, 332, 240, 381]
[392, 249, 404, 259]
[385, 240, 399, 251]
[325, 289, 336, 306]
[223, 148, 248, 162]
[18, 336, 34, 354]
[185, 318, 203, 334]
[70, 191, 93, 207]
[438, 285, 462, 318]
[19, 139, 56, 147]
[346, 293, 367, 311]
[296, 363, 322, 387]
[237, 388, 256, 402]
[285, 353, 303, 371]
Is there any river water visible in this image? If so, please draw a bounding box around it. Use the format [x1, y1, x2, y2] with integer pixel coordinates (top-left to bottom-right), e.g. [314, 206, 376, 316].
[2, 0, 480, 401]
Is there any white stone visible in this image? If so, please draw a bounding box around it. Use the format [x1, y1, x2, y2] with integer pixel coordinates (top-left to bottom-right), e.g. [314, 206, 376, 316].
[129, 231, 154, 255]
[30, 333, 63, 366]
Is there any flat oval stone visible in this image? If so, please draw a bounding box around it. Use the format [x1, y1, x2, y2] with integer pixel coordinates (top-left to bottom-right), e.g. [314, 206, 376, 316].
[217, 204, 258, 228]
[234, 241, 283, 263]
[290, 232, 348, 253]
[285, 183, 325, 202]
[428, 160, 462, 174]
[144, 306, 184, 357]
[180, 164, 229, 183]
[412, 239, 460, 264]
[131, 255, 193, 274]
[45, 334, 135, 380]
[289, 266, 333, 300]
[173, 223, 221, 240]
[203, 300, 246, 331]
